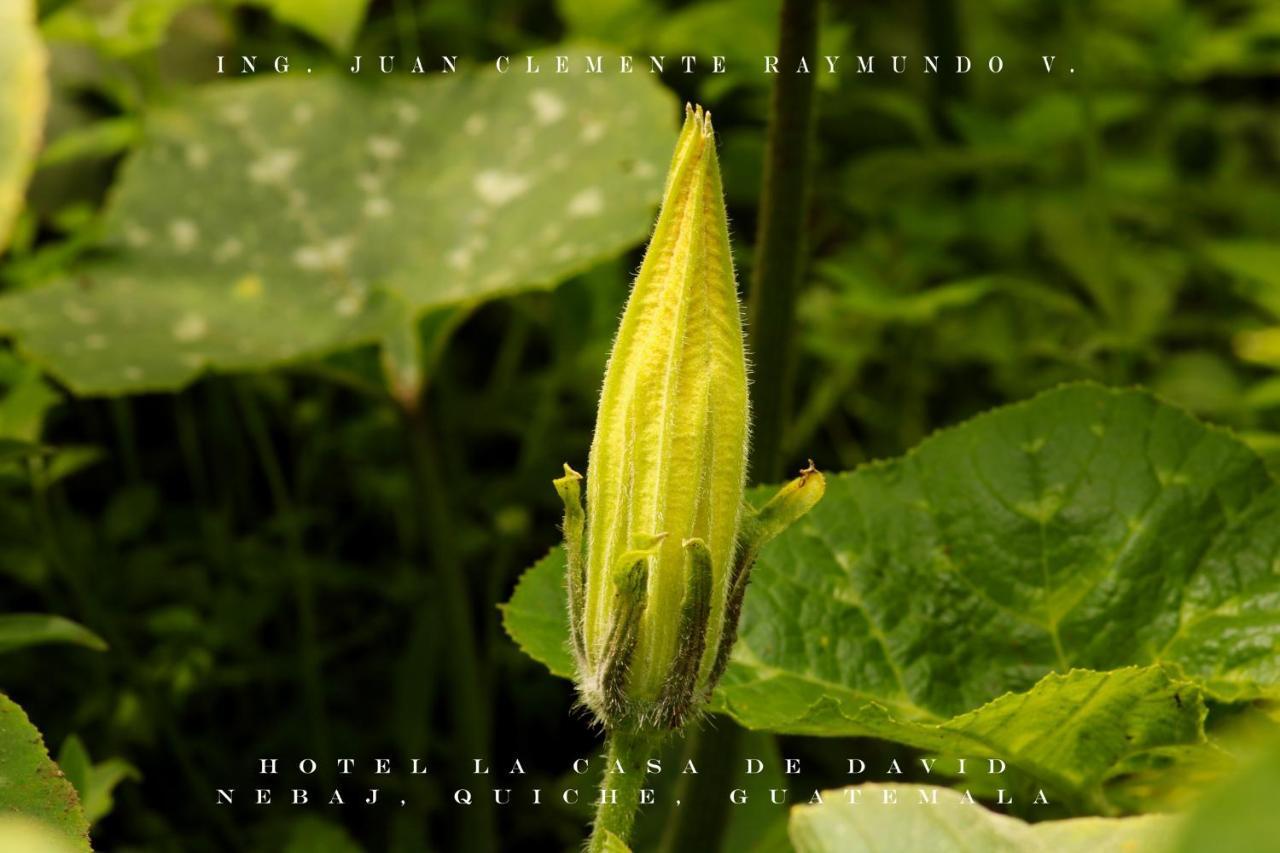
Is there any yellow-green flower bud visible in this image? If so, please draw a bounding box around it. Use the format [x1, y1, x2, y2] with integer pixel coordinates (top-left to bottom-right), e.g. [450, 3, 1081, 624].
[555, 105, 825, 731]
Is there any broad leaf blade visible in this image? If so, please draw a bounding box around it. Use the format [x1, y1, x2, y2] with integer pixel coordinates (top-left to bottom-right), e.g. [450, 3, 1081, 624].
[717, 665, 1206, 810]
[789, 784, 1180, 853]
[0, 693, 91, 851]
[0, 0, 47, 253]
[730, 383, 1280, 716]
[0, 51, 676, 395]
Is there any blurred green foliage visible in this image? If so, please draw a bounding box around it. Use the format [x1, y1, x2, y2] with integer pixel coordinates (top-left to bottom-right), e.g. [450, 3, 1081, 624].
[0, 0, 1277, 850]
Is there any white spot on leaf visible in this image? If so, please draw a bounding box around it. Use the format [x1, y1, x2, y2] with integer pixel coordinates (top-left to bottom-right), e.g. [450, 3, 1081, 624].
[186, 144, 210, 169]
[173, 313, 208, 342]
[473, 170, 529, 206]
[170, 220, 199, 251]
[395, 101, 419, 124]
[335, 292, 363, 316]
[123, 223, 151, 248]
[529, 90, 566, 125]
[249, 149, 299, 184]
[294, 238, 355, 271]
[580, 120, 606, 143]
[214, 238, 243, 263]
[364, 197, 392, 218]
[61, 305, 94, 328]
[568, 187, 604, 218]
[221, 104, 250, 125]
[367, 136, 402, 160]
[447, 248, 471, 271]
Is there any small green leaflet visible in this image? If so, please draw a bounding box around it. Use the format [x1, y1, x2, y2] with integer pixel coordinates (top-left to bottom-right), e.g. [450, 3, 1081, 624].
[789, 784, 1180, 853]
[0, 614, 107, 656]
[0, 694, 91, 851]
[56, 735, 138, 826]
[247, 0, 371, 53]
[503, 384, 1280, 805]
[0, 50, 676, 396]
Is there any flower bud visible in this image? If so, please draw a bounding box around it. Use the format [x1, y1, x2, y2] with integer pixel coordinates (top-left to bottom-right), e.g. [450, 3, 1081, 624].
[555, 106, 824, 731]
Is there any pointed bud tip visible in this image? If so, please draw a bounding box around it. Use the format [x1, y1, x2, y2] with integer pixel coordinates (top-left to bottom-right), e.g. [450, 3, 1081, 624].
[682, 103, 715, 141]
[561, 462, 583, 480]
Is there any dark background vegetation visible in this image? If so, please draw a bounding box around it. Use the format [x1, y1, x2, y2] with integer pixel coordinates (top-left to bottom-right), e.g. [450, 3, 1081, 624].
[2, 0, 1278, 850]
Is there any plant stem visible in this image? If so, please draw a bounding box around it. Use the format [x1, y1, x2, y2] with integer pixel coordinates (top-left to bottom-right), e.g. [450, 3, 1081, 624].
[235, 384, 332, 779]
[109, 398, 141, 482]
[747, 0, 820, 482]
[589, 729, 658, 852]
[399, 402, 497, 853]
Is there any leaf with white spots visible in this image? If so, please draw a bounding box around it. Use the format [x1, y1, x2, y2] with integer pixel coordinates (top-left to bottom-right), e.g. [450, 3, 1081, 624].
[0, 0, 47, 254]
[0, 50, 676, 394]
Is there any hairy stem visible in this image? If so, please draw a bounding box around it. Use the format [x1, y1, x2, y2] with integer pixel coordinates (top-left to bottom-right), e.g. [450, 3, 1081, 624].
[589, 730, 658, 852]
[746, 0, 820, 481]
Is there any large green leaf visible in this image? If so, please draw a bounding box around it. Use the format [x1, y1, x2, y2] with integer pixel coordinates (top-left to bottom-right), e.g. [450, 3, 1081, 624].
[0, 50, 676, 395]
[0, 0, 47, 253]
[0, 693, 90, 851]
[503, 384, 1280, 804]
[724, 383, 1280, 714]
[789, 784, 1180, 853]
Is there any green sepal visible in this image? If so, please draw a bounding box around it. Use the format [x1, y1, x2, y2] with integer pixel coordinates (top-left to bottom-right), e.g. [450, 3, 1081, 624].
[739, 461, 826, 567]
[554, 463, 587, 669]
[706, 463, 825, 694]
[656, 538, 713, 728]
[597, 550, 654, 725]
